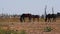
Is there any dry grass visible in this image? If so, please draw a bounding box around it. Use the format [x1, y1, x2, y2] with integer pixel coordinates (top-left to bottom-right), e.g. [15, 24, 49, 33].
[0, 18, 20, 22]
[0, 18, 60, 34]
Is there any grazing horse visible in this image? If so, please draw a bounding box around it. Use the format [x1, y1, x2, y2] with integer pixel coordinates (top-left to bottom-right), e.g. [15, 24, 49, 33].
[32, 15, 40, 22]
[20, 14, 32, 22]
[45, 14, 56, 22]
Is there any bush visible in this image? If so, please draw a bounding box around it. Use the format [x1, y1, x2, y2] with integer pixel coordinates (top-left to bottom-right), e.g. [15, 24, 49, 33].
[6, 30, 17, 34]
[19, 30, 26, 34]
[0, 28, 17, 34]
[0, 28, 7, 34]
[44, 27, 53, 32]
[0, 28, 27, 34]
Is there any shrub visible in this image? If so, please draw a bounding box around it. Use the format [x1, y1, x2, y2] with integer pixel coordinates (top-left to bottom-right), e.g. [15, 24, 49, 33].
[44, 27, 53, 32]
[6, 30, 17, 34]
[19, 30, 26, 34]
[0, 28, 7, 34]
[0, 28, 17, 34]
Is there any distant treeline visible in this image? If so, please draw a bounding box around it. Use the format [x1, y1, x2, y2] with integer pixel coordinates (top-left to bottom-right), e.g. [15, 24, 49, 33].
[0, 12, 60, 18]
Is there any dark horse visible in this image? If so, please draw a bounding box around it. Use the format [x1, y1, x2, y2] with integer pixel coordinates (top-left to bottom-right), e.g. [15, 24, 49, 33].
[20, 14, 32, 22]
[45, 14, 56, 22]
[32, 15, 40, 22]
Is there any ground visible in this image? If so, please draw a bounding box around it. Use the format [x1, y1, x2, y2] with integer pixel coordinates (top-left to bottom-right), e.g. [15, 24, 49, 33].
[0, 18, 60, 34]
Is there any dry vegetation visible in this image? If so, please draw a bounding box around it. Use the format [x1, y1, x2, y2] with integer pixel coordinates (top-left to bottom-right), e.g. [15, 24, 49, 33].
[0, 18, 60, 34]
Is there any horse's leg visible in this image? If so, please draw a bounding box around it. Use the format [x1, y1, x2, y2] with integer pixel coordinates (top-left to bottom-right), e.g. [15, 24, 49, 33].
[49, 18, 51, 22]
[20, 15, 23, 22]
[48, 18, 50, 22]
[54, 18, 56, 22]
[45, 18, 47, 22]
[53, 18, 56, 22]
[24, 17, 25, 22]
[37, 18, 39, 22]
[33, 18, 35, 22]
[48, 18, 51, 22]
[23, 17, 25, 22]
[29, 17, 31, 22]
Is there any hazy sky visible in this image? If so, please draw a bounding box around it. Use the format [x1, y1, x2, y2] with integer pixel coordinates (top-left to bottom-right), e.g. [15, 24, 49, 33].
[0, 0, 60, 15]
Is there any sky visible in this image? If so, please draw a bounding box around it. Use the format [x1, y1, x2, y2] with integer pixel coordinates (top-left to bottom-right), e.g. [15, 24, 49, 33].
[0, 0, 60, 15]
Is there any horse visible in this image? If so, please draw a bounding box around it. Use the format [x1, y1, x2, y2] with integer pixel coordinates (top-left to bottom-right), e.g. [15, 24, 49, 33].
[45, 14, 56, 22]
[32, 15, 40, 22]
[20, 14, 32, 22]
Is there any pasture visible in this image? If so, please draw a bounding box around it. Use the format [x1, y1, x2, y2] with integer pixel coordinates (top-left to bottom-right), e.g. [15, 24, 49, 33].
[0, 17, 60, 34]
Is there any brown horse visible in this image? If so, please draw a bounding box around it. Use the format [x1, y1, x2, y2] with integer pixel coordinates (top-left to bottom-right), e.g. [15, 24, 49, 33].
[45, 14, 56, 22]
[32, 15, 40, 22]
[20, 14, 32, 22]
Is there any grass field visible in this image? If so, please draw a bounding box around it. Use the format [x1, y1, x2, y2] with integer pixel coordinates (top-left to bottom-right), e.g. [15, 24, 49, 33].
[0, 18, 60, 34]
